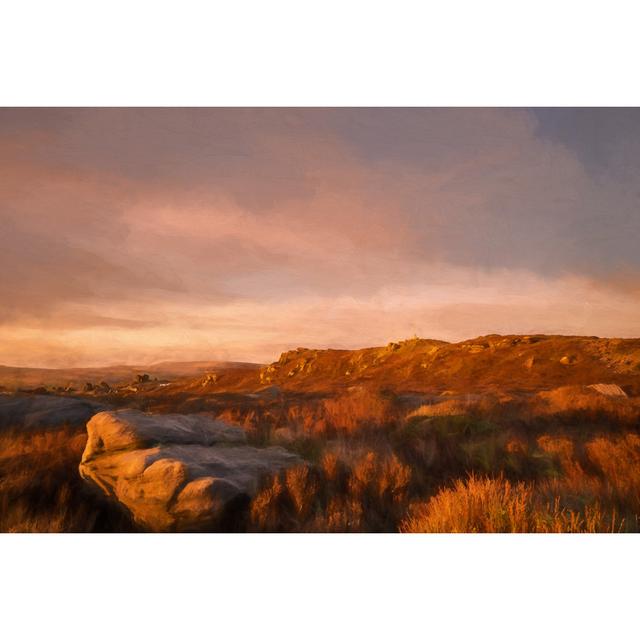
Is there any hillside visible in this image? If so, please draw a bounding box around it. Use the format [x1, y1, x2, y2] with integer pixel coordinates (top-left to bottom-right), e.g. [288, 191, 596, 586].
[188, 334, 640, 396]
[0, 360, 260, 391]
[4, 333, 640, 534]
[6, 335, 640, 400]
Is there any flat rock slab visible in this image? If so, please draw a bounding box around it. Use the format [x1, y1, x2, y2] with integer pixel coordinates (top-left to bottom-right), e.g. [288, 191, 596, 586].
[80, 409, 303, 532]
[0, 394, 107, 429]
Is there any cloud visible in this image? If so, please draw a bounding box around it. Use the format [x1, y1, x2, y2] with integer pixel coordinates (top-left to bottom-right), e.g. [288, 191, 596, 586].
[0, 108, 639, 366]
[1, 267, 638, 368]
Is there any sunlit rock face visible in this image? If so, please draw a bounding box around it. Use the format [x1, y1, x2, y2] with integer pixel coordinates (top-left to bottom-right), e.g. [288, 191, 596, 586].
[79, 409, 302, 532]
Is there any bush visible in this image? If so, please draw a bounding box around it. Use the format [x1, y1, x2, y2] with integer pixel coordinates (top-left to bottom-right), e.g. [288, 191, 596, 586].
[249, 450, 412, 532]
[400, 474, 623, 533]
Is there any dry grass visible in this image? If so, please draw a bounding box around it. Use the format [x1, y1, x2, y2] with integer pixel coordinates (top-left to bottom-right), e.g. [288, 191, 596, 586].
[2, 379, 640, 532]
[405, 394, 508, 420]
[319, 388, 395, 433]
[400, 474, 622, 533]
[0, 425, 136, 532]
[249, 450, 412, 532]
[399, 430, 640, 533]
[229, 383, 640, 533]
[584, 433, 640, 512]
[0, 426, 85, 460]
[217, 387, 396, 443]
[533, 386, 640, 426]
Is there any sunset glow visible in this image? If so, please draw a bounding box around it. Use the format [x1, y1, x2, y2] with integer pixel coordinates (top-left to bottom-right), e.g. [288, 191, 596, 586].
[2, 108, 639, 366]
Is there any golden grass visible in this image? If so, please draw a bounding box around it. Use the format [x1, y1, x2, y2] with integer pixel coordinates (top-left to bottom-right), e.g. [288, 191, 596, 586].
[249, 450, 412, 532]
[238, 383, 640, 532]
[216, 387, 394, 439]
[534, 386, 640, 425]
[585, 433, 640, 509]
[406, 400, 471, 419]
[400, 474, 622, 533]
[0, 426, 86, 460]
[319, 388, 394, 433]
[0, 425, 135, 532]
[3, 380, 640, 532]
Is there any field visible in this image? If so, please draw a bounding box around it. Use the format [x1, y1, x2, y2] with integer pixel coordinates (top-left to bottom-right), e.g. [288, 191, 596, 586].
[2, 334, 640, 533]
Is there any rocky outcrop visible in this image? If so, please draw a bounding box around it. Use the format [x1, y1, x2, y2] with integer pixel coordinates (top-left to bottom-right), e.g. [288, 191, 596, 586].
[79, 409, 303, 532]
[249, 336, 640, 395]
[0, 394, 106, 429]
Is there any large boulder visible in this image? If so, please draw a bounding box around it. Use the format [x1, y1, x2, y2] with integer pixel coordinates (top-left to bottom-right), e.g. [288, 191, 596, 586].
[79, 409, 303, 532]
[0, 394, 107, 429]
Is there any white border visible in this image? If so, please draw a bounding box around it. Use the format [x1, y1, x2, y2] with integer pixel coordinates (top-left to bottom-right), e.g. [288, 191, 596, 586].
[1, 533, 638, 639]
[2, 2, 640, 638]
[2, 0, 640, 106]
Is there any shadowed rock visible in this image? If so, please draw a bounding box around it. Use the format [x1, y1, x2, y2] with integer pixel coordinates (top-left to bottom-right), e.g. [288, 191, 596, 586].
[79, 409, 303, 532]
[0, 394, 107, 429]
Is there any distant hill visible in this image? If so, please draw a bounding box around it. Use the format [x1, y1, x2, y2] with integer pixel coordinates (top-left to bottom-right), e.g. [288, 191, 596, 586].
[5, 335, 640, 397]
[0, 360, 261, 391]
[174, 335, 640, 396]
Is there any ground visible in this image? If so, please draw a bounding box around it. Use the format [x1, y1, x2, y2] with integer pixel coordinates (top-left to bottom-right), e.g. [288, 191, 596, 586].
[2, 334, 640, 532]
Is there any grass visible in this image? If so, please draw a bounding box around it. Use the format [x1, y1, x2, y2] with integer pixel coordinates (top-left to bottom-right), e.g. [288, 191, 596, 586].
[2, 383, 640, 532]
[400, 474, 623, 533]
[0, 425, 136, 532]
[248, 449, 412, 532]
[241, 388, 640, 532]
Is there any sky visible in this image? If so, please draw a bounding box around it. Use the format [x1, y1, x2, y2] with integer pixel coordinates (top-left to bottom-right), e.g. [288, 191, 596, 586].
[1, 108, 639, 367]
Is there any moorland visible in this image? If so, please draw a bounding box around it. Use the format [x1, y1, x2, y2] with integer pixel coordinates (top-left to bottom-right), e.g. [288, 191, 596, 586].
[2, 334, 640, 533]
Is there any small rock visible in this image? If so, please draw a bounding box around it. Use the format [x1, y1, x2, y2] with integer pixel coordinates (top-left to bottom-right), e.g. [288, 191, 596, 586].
[201, 373, 218, 387]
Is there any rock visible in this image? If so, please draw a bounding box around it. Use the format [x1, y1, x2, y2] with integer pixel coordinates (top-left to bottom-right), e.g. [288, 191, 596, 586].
[467, 344, 487, 354]
[201, 373, 218, 387]
[120, 385, 139, 393]
[0, 394, 107, 429]
[588, 383, 627, 398]
[79, 409, 303, 532]
[260, 363, 277, 385]
[136, 373, 150, 383]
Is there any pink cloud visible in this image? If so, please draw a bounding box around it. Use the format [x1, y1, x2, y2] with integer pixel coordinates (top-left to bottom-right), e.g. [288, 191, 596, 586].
[1, 108, 639, 366]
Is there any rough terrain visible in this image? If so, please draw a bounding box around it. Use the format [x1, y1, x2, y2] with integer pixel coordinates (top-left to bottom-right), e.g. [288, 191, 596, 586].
[3, 334, 640, 533]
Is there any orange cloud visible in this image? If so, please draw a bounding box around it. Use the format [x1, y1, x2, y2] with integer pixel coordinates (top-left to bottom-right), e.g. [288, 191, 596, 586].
[1, 108, 639, 366]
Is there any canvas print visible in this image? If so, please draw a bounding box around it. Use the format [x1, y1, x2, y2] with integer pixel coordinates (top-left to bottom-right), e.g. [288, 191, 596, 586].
[1, 107, 640, 533]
